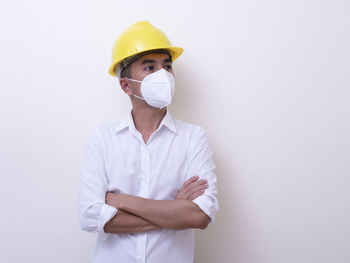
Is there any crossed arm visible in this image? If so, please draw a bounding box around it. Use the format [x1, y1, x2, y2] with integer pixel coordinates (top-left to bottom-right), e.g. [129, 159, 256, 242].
[104, 176, 210, 234]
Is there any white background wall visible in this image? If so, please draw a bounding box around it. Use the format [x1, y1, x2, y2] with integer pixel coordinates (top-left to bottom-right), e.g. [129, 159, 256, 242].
[1, 0, 349, 262]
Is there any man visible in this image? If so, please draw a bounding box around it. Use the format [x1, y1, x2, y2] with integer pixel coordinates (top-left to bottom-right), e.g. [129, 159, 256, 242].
[79, 21, 219, 263]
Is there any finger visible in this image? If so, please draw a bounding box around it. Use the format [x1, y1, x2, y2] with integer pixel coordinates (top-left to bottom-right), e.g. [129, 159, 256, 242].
[182, 179, 207, 196]
[105, 194, 111, 204]
[183, 175, 199, 187]
[189, 190, 205, 200]
[184, 175, 199, 185]
[182, 183, 208, 200]
[187, 183, 208, 196]
[186, 179, 207, 191]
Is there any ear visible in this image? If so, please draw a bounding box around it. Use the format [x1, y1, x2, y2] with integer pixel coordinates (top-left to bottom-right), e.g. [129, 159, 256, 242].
[119, 78, 133, 96]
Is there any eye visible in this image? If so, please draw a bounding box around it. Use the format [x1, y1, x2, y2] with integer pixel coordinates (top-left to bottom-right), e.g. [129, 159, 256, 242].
[144, 66, 154, 71]
[164, 65, 172, 71]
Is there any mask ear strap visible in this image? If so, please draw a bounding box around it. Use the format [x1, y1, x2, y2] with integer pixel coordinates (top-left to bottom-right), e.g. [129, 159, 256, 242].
[133, 94, 145, 101]
[126, 78, 144, 100]
[123, 78, 144, 100]
[126, 78, 142, 83]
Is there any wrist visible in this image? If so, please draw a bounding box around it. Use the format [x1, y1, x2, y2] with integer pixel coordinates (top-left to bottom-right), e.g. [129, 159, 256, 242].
[106, 192, 124, 209]
[117, 193, 125, 210]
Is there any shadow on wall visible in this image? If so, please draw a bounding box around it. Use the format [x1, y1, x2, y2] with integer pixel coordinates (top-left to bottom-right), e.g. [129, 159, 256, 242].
[194, 150, 259, 263]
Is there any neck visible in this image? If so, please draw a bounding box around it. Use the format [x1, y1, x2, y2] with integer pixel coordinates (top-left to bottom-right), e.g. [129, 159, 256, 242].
[131, 107, 167, 143]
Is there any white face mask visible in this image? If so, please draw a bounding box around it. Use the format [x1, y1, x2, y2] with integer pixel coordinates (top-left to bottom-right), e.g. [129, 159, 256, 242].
[126, 69, 175, 109]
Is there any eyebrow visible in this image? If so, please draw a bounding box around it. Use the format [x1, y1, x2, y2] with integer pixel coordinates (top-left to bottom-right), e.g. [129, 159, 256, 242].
[141, 58, 172, 65]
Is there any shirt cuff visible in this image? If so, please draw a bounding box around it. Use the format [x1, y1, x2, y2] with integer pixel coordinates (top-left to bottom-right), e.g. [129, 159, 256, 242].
[98, 203, 118, 240]
[192, 195, 217, 225]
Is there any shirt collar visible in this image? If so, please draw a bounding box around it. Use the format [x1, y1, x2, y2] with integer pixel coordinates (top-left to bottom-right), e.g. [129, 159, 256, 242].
[114, 110, 177, 134]
[114, 114, 132, 133]
[159, 111, 177, 134]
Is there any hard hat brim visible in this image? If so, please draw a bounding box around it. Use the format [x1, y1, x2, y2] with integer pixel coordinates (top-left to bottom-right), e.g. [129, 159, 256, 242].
[108, 46, 183, 77]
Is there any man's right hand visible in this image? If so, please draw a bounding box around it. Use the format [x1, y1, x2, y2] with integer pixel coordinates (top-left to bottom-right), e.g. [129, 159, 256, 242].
[176, 176, 208, 201]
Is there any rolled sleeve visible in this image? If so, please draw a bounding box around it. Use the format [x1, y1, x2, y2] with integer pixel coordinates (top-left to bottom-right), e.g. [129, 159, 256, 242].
[79, 127, 117, 238]
[99, 204, 118, 232]
[187, 127, 219, 224]
[192, 194, 218, 224]
[99, 204, 118, 239]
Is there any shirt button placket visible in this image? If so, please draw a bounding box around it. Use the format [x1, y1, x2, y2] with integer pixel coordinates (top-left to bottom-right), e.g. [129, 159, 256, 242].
[136, 143, 150, 263]
[139, 144, 151, 198]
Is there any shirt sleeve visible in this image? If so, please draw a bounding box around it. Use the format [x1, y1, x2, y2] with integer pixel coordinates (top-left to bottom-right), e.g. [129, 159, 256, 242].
[187, 126, 219, 224]
[78, 127, 118, 239]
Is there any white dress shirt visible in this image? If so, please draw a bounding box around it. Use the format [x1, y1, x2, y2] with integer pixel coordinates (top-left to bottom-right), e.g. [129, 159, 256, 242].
[79, 111, 219, 263]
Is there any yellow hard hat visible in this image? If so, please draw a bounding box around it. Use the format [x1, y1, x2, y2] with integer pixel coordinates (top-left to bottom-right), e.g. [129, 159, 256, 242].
[108, 21, 183, 77]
